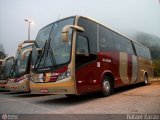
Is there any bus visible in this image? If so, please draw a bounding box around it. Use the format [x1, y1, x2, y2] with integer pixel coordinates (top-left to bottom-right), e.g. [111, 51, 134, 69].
[29, 16, 153, 96]
[0, 56, 15, 90]
[8, 41, 34, 93]
[0, 59, 3, 65]
[0, 59, 3, 72]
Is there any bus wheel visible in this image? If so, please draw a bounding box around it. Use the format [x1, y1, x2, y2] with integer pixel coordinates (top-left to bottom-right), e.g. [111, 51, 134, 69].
[144, 74, 148, 85]
[101, 76, 113, 97]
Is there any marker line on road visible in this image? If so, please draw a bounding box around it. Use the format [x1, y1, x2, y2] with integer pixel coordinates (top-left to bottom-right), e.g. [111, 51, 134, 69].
[4, 98, 61, 114]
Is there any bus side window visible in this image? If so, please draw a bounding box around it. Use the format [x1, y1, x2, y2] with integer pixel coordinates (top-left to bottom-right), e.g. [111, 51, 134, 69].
[76, 35, 89, 56]
[99, 25, 114, 51]
[112, 32, 121, 51]
[124, 38, 134, 55]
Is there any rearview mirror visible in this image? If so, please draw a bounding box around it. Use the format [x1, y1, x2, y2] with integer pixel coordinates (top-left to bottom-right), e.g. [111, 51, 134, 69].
[62, 25, 84, 42]
[3, 56, 14, 65]
[36, 48, 42, 54]
[21, 48, 32, 60]
[18, 40, 35, 52]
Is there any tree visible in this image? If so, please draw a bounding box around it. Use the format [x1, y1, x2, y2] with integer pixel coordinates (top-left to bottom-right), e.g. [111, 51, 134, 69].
[134, 32, 160, 60]
[153, 60, 160, 78]
[134, 32, 160, 78]
[0, 43, 6, 59]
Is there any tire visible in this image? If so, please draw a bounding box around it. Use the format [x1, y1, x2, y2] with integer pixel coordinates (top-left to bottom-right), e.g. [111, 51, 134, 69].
[101, 76, 113, 97]
[144, 74, 148, 85]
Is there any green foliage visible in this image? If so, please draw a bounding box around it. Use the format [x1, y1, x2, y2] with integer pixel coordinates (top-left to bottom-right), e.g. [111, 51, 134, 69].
[134, 32, 160, 60]
[134, 32, 160, 77]
[0, 51, 6, 59]
[153, 60, 160, 77]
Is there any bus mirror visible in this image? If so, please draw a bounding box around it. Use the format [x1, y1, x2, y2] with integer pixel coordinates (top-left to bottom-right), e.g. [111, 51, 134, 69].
[36, 48, 42, 54]
[18, 40, 35, 52]
[21, 48, 32, 60]
[3, 56, 14, 65]
[62, 25, 84, 42]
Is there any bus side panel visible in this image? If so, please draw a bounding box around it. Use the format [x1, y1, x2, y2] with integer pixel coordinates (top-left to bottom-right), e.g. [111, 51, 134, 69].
[136, 57, 146, 83]
[130, 55, 139, 84]
[75, 61, 101, 94]
[98, 51, 119, 88]
[136, 57, 153, 83]
[76, 50, 131, 95]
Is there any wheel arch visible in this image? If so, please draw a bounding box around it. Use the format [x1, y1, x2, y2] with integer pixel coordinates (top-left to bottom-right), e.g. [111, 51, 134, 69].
[101, 70, 115, 88]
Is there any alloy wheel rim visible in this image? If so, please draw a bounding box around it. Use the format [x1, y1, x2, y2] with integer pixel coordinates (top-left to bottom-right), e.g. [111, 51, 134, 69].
[144, 75, 148, 84]
[103, 80, 110, 94]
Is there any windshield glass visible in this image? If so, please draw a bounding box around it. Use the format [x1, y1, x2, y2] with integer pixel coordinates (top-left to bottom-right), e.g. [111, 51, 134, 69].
[10, 51, 30, 77]
[32, 17, 74, 71]
[10, 45, 32, 77]
[0, 58, 14, 79]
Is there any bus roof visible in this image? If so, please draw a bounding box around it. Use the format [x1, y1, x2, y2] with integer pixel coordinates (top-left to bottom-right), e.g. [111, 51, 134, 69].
[76, 15, 149, 50]
[37, 15, 150, 51]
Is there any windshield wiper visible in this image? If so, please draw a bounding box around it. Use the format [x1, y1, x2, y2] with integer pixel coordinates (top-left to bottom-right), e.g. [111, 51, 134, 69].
[34, 38, 56, 70]
[34, 39, 48, 69]
[44, 38, 56, 66]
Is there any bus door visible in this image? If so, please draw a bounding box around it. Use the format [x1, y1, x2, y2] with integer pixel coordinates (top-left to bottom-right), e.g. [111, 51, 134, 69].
[75, 17, 98, 94]
[75, 35, 97, 94]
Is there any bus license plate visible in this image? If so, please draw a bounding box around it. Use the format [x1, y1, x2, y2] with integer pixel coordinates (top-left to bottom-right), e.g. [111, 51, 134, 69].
[40, 89, 48, 93]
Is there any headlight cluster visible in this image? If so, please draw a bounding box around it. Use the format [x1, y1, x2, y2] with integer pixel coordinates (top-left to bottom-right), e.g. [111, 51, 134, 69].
[18, 79, 26, 83]
[57, 69, 71, 81]
[0, 80, 7, 83]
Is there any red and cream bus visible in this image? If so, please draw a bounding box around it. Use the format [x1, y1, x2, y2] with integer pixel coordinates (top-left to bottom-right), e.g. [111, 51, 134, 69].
[8, 41, 34, 93]
[29, 16, 152, 96]
[0, 56, 15, 90]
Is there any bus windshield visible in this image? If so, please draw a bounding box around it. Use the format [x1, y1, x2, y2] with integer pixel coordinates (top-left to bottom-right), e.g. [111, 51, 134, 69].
[0, 58, 14, 79]
[32, 17, 74, 71]
[10, 51, 30, 77]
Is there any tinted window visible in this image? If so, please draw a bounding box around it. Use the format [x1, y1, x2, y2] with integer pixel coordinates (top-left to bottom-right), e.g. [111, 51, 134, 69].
[112, 32, 134, 54]
[99, 25, 114, 51]
[78, 17, 97, 55]
[133, 42, 151, 59]
[76, 35, 89, 56]
[123, 38, 134, 54]
[112, 32, 121, 51]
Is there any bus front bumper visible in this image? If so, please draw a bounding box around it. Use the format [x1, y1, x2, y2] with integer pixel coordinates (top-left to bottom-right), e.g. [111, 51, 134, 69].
[8, 79, 30, 93]
[0, 82, 9, 91]
[30, 77, 76, 94]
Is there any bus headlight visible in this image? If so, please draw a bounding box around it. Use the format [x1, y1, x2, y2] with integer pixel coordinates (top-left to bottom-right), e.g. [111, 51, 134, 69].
[57, 69, 71, 81]
[18, 79, 25, 84]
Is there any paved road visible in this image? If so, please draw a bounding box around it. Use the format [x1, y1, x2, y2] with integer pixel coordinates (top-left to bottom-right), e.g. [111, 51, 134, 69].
[0, 81, 160, 119]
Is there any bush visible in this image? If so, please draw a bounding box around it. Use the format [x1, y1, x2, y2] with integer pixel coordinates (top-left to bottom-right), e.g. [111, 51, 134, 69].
[153, 60, 160, 77]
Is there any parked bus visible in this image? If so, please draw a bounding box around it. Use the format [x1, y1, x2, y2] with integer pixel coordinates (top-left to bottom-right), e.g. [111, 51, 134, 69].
[0, 59, 3, 65]
[8, 41, 34, 93]
[29, 16, 152, 96]
[0, 59, 3, 72]
[0, 56, 15, 90]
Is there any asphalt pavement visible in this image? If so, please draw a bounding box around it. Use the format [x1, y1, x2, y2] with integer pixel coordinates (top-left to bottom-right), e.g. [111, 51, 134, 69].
[0, 81, 160, 120]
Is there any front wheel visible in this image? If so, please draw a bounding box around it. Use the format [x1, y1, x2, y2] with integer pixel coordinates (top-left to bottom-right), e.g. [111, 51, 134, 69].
[101, 76, 113, 97]
[144, 74, 148, 85]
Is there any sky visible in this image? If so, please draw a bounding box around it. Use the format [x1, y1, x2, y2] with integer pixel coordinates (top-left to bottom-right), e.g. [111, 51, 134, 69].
[0, 0, 160, 56]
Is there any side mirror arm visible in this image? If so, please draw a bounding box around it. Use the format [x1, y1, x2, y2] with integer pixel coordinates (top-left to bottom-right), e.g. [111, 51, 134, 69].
[18, 40, 35, 52]
[62, 25, 84, 42]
